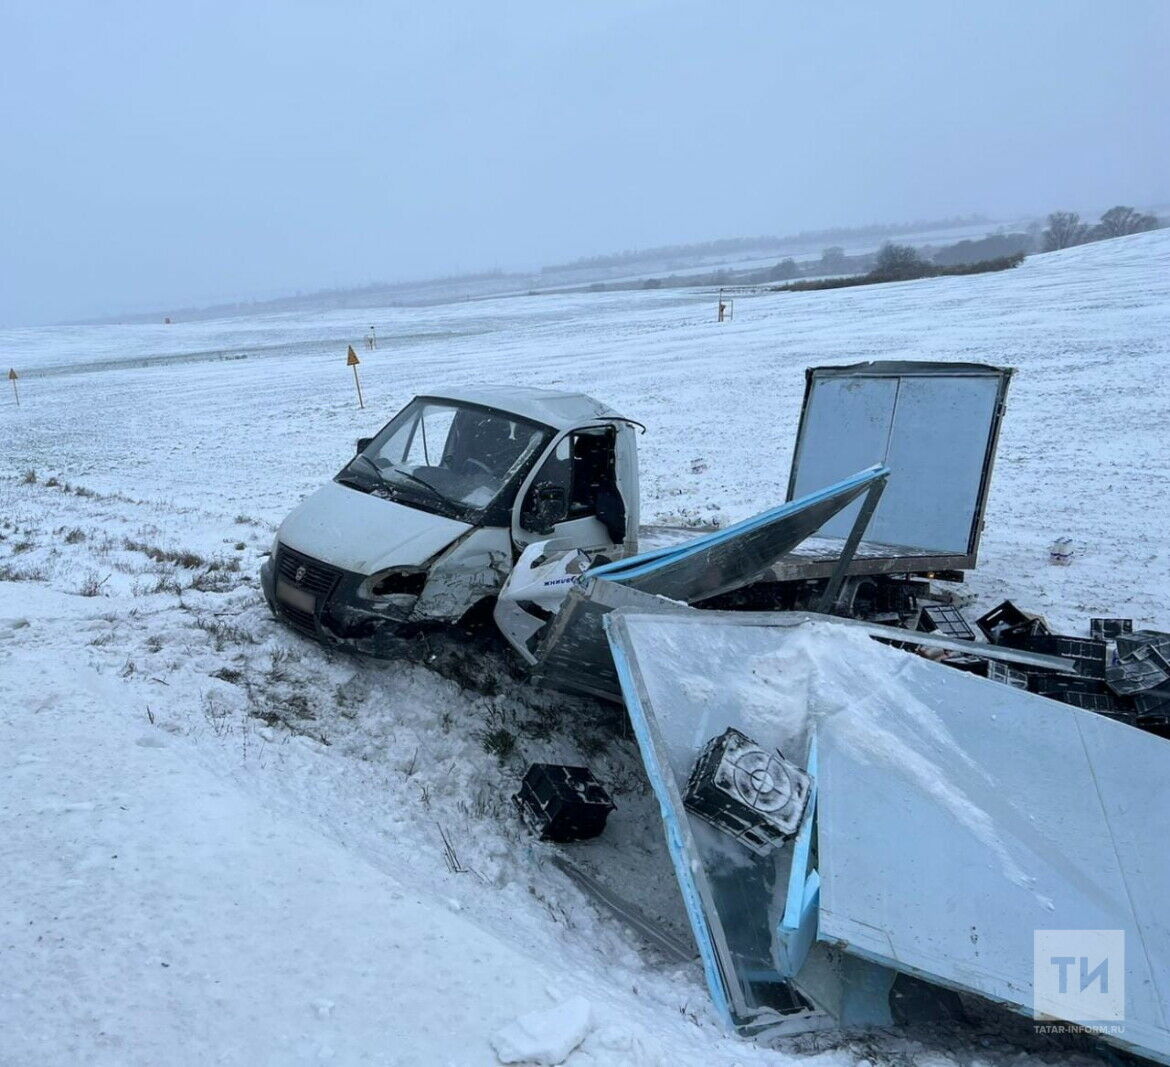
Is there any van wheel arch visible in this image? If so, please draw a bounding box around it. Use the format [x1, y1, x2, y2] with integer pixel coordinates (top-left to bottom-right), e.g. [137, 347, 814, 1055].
[457, 595, 499, 635]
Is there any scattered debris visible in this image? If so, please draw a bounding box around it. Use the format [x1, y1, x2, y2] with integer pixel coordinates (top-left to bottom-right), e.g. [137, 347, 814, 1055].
[1030, 673, 1121, 714]
[684, 728, 810, 854]
[1109, 630, 1170, 730]
[1048, 535, 1074, 565]
[513, 764, 614, 843]
[915, 604, 976, 641]
[987, 660, 1028, 689]
[1016, 633, 1107, 679]
[255, 362, 1165, 1060]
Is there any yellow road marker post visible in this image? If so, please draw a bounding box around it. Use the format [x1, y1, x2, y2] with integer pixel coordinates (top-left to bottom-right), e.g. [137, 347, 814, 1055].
[346, 346, 364, 409]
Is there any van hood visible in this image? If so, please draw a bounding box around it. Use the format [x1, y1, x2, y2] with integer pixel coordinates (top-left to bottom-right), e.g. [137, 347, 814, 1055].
[277, 480, 474, 576]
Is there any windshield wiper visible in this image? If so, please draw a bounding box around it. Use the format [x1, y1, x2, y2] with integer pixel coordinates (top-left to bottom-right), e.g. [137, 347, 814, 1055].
[344, 455, 453, 512]
[337, 454, 390, 495]
[336, 473, 372, 493]
[351, 453, 385, 481]
[389, 466, 448, 505]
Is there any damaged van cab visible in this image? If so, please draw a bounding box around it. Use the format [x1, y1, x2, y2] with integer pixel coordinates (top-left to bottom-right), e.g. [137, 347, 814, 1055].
[260, 387, 640, 652]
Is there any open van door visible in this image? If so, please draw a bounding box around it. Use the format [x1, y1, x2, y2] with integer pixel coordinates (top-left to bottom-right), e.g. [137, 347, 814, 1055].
[511, 423, 632, 557]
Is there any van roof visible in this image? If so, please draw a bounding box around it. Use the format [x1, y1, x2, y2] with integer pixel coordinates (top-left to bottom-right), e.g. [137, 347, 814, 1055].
[420, 385, 627, 431]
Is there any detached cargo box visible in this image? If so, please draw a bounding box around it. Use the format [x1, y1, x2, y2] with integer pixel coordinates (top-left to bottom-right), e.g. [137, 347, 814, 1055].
[775, 361, 1013, 582]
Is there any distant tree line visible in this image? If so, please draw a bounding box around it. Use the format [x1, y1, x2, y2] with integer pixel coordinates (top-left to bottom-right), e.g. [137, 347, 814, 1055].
[772, 244, 1026, 293]
[1041, 205, 1162, 251]
[761, 203, 1163, 295]
[542, 214, 988, 274]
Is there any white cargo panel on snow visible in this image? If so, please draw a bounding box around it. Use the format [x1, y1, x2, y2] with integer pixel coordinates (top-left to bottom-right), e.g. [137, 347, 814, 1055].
[815, 644, 1170, 1065]
[787, 362, 1011, 564]
[606, 610, 1170, 1064]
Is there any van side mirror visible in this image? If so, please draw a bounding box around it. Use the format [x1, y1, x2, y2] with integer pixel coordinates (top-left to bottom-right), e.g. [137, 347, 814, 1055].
[523, 483, 568, 534]
[356, 437, 373, 454]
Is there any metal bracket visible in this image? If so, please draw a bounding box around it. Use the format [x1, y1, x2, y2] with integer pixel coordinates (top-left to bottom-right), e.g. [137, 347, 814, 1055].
[815, 475, 888, 615]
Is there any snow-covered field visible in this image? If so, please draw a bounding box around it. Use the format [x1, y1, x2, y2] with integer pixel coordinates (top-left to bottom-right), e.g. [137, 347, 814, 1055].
[1, 230, 1167, 1066]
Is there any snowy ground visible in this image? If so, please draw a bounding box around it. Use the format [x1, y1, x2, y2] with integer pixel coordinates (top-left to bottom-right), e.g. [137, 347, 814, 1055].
[1, 230, 1167, 1065]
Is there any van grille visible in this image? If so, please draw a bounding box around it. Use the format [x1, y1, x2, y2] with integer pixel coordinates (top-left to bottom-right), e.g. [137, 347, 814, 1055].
[276, 545, 343, 598]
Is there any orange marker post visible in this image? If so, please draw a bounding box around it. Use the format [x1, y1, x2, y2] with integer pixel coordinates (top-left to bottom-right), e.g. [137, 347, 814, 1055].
[8, 368, 18, 407]
[346, 346, 364, 409]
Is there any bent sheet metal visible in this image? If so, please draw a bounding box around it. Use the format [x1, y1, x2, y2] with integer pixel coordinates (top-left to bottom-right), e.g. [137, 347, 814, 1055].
[530, 465, 889, 697]
[605, 610, 1170, 1064]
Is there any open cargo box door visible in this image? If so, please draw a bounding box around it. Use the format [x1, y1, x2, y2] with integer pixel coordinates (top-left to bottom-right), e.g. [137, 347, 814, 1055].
[787, 361, 1012, 570]
[606, 609, 1170, 1064]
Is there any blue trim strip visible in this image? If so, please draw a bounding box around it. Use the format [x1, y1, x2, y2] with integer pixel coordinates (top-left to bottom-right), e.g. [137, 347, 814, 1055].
[774, 741, 820, 979]
[781, 739, 818, 932]
[589, 465, 889, 585]
[605, 617, 736, 1028]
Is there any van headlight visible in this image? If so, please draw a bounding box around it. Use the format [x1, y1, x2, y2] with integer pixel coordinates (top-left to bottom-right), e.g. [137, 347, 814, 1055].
[357, 567, 428, 602]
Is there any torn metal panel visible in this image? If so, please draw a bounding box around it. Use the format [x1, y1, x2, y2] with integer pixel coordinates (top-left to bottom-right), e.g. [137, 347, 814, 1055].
[605, 611, 897, 1034]
[813, 638, 1168, 1060]
[607, 611, 1170, 1065]
[787, 361, 1012, 566]
[604, 610, 822, 1032]
[587, 465, 889, 603]
[540, 587, 1077, 703]
[815, 643, 1170, 1065]
[532, 580, 683, 700]
[531, 466, 891, 697]
[640, 528, 975, 583]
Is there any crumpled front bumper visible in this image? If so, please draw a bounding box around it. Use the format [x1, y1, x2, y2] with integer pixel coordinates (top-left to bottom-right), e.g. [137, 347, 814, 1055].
[261, 546, 419, 655]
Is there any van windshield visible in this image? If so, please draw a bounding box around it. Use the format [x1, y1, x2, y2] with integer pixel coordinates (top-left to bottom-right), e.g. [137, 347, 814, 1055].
[340, 399, 553, 523]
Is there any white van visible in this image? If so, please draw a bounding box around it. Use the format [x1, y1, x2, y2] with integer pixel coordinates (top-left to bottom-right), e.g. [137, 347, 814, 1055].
[260, 386, 640, 652]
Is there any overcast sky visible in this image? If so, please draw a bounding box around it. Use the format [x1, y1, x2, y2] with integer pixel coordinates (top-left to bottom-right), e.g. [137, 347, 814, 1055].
[1, 0, 1166, 325]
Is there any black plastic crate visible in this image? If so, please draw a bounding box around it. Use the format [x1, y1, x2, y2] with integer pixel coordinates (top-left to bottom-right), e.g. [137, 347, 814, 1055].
[917, 605, 977, 641]
[1107, 655, 1170, 696]
[513, 763, 615, 843]
[1134, 682, 1170, 720]
[1106, 631, 1170, 696]
[976, 600, 1049, 647]
[987, 660, 1029, 689]
[1029, 675, 1126, 714]
[683, 728, 811, 855]
[1090, 618, 1133, 641]
[1017, 634, 1108, 680]
[1116, 630, 1170, 667]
